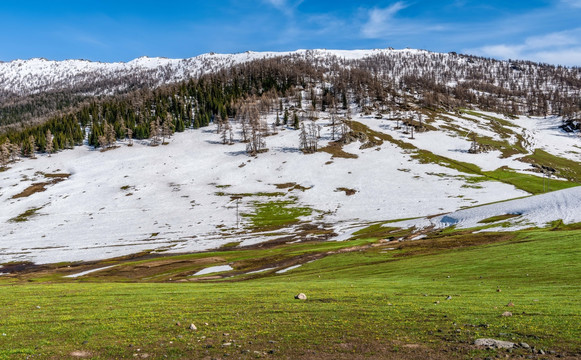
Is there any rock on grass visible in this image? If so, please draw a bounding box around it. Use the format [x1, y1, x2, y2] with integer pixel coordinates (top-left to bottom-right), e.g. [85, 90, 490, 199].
[474, 338, 515, 349]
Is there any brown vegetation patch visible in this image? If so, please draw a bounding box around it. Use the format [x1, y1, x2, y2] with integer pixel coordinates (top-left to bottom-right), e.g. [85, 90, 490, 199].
[319, 142, 358, 159]
[43, 173, 70, 179]
[275, 182, 296, 189]
[12, 182, 51, 199]
[87, 256, 228, 281]
[393, 232, 515, 257]
[12, 175, 68, 199]
[335, 187, 357, 196]
[275, 182, 312, 192]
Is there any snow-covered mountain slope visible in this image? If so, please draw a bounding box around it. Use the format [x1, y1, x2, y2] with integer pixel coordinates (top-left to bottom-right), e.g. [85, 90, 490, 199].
[2, 48, 579, 98]
[1, 104, 580, 264]
[0, 49, 403, 96]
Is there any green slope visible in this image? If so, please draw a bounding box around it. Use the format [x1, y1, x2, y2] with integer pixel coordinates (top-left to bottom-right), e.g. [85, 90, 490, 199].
[1, 227, 579, 359]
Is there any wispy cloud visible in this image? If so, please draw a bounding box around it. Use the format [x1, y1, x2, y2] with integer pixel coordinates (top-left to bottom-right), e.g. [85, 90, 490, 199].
[262, 0, 304, 16]
[467, 28, 581, 66]
[361, 2, 408, 38]
[562, 0, 581, 8]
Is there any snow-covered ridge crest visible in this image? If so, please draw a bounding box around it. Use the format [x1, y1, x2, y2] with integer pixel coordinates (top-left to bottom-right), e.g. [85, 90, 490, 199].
[0, 48, 438, 96]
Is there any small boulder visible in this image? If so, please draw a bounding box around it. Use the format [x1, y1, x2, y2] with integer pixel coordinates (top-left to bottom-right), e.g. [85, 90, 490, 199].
[501, 311, 513, 317]
[295, 293, 307, 300]
[189, 323, 197, 330]
[474, 338, 515, 349]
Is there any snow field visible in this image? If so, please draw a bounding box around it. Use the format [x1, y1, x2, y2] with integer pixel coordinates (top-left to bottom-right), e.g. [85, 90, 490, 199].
[1, 108, 578, 264]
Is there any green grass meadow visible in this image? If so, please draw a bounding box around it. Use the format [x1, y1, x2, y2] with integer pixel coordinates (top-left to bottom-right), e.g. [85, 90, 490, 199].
[0, 227, 579, 359]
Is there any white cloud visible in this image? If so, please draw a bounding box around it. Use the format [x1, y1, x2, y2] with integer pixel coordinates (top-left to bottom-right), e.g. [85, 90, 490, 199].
[524, 31, 579, 49]
[562, 0, 581, 8]
[263, 0, 304, 16]
[466, 28, 581, 66]
[476, 45, 522, 60]
[361, 2, 408, 38]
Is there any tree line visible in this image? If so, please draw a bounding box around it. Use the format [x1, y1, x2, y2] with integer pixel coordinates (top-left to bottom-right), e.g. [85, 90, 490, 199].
[1, 52, 580, 167]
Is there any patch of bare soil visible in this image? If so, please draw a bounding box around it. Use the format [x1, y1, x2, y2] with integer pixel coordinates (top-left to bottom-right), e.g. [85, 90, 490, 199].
[12, 174, 69, 199]
[335, 187, 357, 196]
[319, 141, 359, 159]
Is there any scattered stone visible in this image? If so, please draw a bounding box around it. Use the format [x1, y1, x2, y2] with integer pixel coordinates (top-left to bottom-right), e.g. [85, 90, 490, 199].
[387, 303, 393, 306]
[538, 349, 545, 355]
[434, 301, 440, 304]
[189, 323, 197, 330]
[70, 351, 92, 358]
[474, 338, 515, 349]
[222, 342, 232, 347]
[295, 293, 307, 300]
[446, 296, 452, 300]
[268, 350, 276, 354]
[501, 311, 513, 317]
[223, 333, 230, 337]
[176, 321, 181, 326]
[519, 342, 531, 349]
[507, 301, 514, 307]
[496, 289, 501, 292]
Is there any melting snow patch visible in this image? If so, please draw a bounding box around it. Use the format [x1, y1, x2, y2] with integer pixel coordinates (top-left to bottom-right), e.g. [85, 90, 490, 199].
[65, 265, 116, 278]
[276, 264, 302, 274]
[193, 265, 233, 276]
[247, 267, 275, 274]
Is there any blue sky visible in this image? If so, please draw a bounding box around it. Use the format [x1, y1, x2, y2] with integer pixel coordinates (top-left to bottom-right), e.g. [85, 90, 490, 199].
[1, 0, 580, 66]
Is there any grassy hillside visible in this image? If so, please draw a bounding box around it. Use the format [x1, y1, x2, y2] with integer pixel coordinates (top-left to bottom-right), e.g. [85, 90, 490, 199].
[1, 226, 579, 359]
